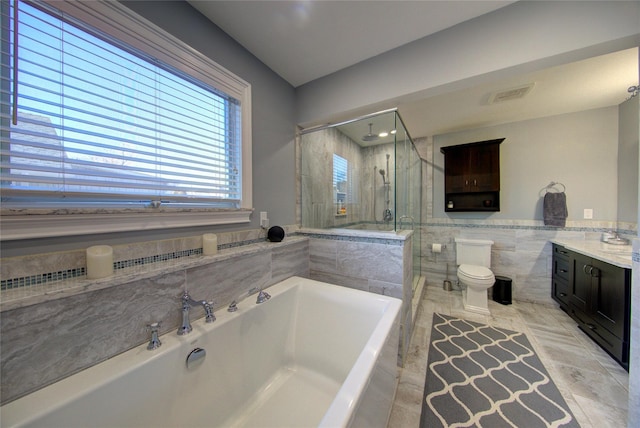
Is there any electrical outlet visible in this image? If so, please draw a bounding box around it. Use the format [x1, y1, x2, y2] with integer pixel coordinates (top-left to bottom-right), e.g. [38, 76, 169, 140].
[583, 208, 593, 219]
[260, 211, 269, 229]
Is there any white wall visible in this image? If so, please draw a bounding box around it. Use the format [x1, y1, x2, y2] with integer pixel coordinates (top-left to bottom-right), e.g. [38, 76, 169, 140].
[297, 1, 640, 128]
[618, 96, 639, 223]
[431, 107, 619, 222]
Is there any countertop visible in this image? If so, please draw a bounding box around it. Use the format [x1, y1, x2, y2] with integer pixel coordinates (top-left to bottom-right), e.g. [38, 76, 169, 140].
[551, 239, 632, 269]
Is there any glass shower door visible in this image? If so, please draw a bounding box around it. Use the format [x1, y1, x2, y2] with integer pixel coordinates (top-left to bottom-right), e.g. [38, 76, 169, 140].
[393, 112, 422, 287]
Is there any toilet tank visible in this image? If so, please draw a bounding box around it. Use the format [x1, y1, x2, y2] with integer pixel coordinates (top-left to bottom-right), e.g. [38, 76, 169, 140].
[455, 238, 494, 267]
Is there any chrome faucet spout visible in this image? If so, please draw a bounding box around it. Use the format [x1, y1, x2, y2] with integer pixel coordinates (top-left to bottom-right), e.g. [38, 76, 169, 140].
[178, 291, 215, 335]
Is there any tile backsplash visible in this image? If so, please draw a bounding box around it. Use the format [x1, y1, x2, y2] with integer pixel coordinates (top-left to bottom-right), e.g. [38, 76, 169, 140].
[0, 226, 298, 305]
[0, 230, 309, 405]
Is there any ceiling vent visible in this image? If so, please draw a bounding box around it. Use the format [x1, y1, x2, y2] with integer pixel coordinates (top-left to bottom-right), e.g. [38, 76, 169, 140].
[488, 83, 535, 104]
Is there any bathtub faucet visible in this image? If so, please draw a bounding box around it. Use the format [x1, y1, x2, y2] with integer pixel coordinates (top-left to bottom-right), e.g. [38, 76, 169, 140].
[178, 291, 215, 335]
[227, 286, 270, 312]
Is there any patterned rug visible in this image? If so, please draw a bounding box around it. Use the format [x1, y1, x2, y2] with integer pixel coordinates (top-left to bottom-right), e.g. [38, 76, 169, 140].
[420, 313, 580, 428]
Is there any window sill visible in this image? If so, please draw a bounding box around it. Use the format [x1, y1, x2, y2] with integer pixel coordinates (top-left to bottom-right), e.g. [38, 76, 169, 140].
[0, 208, 252, 240]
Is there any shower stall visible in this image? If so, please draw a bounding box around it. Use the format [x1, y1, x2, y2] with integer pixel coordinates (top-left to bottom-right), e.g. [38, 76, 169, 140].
[299, 109, 422, 289]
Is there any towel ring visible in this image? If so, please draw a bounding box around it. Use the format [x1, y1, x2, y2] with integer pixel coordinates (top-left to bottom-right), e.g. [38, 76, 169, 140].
[540, 181, 566, 195]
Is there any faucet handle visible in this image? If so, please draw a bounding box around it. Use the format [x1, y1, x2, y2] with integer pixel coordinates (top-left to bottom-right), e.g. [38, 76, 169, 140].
[146, 322, 162, 350]
[256, 289, 271, 304]
[204, 301, 216, 323]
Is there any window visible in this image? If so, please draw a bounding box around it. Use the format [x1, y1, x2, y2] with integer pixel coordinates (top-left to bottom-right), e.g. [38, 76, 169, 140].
[1, 0, 252, 239]
[333, 153, 347, 215]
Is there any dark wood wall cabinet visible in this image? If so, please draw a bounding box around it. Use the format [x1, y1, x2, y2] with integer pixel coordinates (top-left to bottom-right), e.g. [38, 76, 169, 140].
[441, 138, 504, 212]
[552, 244, 631, 370]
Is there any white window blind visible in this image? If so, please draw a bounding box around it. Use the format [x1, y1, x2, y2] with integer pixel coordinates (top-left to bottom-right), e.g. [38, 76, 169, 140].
[1, 0, 243, 207]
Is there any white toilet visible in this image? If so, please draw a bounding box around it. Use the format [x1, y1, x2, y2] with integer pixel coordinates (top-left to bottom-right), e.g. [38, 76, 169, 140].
[455, 238, 495, 315]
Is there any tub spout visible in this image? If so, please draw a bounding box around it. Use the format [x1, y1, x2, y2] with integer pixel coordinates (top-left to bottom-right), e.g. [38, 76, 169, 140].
[178, 291, 215, 335]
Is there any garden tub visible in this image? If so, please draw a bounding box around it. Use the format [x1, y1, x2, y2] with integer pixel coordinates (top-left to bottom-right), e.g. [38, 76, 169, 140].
[2, 276, 401, 427]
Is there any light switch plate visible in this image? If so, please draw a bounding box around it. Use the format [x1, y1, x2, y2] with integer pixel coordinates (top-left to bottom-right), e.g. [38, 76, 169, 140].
[583, 208, 593, 219]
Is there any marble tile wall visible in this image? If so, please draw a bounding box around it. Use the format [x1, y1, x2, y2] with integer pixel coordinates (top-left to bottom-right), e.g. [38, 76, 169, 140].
[301, 127, 364, 228]
[300, 229, 412, 364]
[419, 222, 634, 306]
[0, 237, 309, 405]
[1, 226, 299, 302]
[300, 128, 397, 229]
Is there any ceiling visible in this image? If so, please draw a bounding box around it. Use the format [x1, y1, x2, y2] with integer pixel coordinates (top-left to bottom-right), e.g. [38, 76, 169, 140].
[188, 1, 638, 139]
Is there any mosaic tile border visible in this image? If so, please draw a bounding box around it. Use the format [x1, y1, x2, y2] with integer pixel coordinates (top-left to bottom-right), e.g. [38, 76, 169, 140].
[113, 248, 202, 270]
[424, 222, 635, 233]
[1, 268, 86, 291]
[0, 249, 204, 292]
[0, 237, 279, 294]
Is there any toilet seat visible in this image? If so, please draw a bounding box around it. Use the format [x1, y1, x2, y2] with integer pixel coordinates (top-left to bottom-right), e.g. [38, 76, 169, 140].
[458, 264, 493, 280]
[457, 264, 495, 286]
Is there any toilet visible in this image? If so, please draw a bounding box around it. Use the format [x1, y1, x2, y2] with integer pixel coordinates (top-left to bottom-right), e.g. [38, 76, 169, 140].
[455, 238, 495, 315]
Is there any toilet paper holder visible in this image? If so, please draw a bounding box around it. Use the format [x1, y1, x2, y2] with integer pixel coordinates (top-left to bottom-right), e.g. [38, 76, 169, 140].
[431, 243, 447, 253]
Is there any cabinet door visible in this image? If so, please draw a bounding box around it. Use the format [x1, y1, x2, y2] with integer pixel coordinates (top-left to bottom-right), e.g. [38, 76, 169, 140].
[570, 252, 591, 313]
[591, 259, 628, 339]
[443, 148, 467, 193]
[468, 143, 500, 192]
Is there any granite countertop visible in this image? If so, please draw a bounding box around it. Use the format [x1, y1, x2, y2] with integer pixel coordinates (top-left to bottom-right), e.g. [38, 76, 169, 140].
[551, 239, 632, 269]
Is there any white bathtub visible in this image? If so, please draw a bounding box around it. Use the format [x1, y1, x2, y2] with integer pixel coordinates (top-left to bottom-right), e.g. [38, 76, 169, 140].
[2, 276, 401, 428]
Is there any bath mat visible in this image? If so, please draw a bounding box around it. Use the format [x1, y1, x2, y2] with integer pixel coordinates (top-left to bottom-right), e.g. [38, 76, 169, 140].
[420, 313, 580, 428]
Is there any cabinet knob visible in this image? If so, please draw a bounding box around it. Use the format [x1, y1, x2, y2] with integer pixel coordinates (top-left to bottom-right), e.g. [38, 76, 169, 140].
[586, 323, 596, 330]
[559, 293, 567, 297]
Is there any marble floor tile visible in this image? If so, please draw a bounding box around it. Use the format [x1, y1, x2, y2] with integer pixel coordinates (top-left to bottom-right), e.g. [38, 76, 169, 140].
[387, 285, 629, 428]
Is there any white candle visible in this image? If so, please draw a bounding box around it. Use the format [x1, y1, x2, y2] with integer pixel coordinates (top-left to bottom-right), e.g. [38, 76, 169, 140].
[86, 245, 114, 279]
[202, 233, 218, 256]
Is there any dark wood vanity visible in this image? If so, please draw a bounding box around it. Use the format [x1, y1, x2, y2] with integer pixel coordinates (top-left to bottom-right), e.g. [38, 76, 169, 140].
[552, 243, 631, 370]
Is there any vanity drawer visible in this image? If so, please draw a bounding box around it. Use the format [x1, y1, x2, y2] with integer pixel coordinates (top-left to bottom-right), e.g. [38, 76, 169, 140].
[553, 258, 570, 282]
[553, 278, 569, 306]
[553, 244, 570, 261]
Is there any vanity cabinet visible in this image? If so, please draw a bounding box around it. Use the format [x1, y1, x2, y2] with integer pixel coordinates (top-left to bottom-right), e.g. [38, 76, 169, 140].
[551, 244, 631, 370]
[441, 139, 504, 212]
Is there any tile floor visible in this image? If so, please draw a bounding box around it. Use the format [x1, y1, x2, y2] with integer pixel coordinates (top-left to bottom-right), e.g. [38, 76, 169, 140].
[388, 285, 629, 427]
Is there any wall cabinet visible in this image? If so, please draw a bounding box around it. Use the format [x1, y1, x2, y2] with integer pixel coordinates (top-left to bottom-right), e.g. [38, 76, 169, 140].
[441, 139, 504, 212]
[552, 244, 631, 370]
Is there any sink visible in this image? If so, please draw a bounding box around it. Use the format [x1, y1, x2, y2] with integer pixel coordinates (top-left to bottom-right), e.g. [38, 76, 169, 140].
[607, 237, 630, 246]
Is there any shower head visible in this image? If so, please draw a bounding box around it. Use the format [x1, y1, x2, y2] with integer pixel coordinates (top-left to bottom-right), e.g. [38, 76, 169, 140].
[379, 169, 385, 177]
[362, 123, 379, 142]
